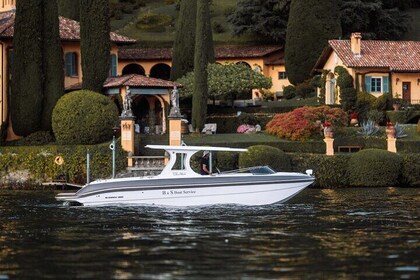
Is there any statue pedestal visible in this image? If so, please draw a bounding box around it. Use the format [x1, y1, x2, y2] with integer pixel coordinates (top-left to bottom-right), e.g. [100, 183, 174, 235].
[169, 117, 182, 147]
[387, 137, 397, 153]
[120, 117, 135, 167]
[323, 138, 334, 156]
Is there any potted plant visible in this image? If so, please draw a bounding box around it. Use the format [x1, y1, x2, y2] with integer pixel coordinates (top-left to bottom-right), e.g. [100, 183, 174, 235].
[350, 112, 359, 126]
[393, 93, 402, 111]
[385, 122, 396, 138]
[323, 121, 334, 138]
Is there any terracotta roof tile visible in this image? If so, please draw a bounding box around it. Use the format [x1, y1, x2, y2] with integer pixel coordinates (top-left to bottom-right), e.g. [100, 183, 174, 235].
[329, 39, 420, 72]
[65, 74, 180, 91]
[0, 11, 135, 44]
[119, 45, 283, 60]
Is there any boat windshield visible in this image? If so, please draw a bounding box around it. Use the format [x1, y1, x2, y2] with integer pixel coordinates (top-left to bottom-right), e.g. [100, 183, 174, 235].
[222, 166, 276, 175]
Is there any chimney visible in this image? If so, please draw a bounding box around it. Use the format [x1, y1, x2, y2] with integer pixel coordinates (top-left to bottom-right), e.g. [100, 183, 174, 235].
[351, 33, 362, 57]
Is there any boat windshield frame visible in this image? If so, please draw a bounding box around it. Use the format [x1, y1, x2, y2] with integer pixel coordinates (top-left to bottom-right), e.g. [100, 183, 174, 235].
[221, 166, 276, 175]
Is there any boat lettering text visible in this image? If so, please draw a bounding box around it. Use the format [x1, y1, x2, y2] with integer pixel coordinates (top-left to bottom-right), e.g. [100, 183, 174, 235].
[162, 190, 196, 196]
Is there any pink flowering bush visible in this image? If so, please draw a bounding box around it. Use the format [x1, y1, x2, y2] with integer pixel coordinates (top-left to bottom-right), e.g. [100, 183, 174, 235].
[265, 106, 348, 141]
[237, 124, 251, 133]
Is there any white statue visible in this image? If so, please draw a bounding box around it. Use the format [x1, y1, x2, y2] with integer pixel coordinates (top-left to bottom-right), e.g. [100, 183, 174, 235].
[171, 86, 179, 109]
[122, 88, 133, 117]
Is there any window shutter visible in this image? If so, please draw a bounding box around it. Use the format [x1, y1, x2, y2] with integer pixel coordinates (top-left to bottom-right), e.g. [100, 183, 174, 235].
[110, 54, 117, 77]
[365, 76, 371, 93]
[65, 53, 72, 77]
[383, 76, 389, 93]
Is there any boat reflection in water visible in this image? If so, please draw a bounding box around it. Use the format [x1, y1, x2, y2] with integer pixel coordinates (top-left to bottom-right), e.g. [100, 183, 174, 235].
[56, 145, 314, 206]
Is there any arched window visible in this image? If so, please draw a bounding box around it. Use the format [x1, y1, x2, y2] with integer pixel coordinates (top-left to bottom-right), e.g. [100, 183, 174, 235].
[65, 52, 78, 77]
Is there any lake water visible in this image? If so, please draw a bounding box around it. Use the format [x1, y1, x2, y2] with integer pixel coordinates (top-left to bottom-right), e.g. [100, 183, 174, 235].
[0, 188, 419, 279]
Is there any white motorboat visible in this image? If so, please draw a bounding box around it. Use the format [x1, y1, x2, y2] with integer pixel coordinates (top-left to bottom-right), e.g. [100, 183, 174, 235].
[56, 145, 314, 206]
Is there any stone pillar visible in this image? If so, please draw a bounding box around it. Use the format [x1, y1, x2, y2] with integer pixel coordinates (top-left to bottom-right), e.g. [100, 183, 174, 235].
[121, 117, 135, 167]
[387, 137, 397, 153]
[169, 117, 182, 146]
[324, 138, 334, 156]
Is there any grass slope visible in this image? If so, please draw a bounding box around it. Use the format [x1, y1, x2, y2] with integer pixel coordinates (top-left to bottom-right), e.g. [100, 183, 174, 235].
[111, 0, 260, 47]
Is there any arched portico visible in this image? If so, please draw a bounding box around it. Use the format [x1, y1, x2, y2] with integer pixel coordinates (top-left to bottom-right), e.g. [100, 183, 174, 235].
[122, 63, 146, 75]
[150, 63, 171, 80]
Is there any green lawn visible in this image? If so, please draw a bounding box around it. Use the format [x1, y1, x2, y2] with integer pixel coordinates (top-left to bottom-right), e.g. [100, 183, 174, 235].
[111, 0, 260, 47]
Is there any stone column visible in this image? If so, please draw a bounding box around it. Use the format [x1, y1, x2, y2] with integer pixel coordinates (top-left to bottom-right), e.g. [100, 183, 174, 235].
[387, 137, 397, 153]
[324, 138, 334, 156]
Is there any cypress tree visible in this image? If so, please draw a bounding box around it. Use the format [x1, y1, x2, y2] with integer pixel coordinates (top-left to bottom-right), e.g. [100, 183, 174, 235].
[57, 0, 80, 21]
[11, 0, 44, 136]
[170, 0, 197, 81]
[80, 0, 111, 93]
[41, 0, 64, 131]
[285, 0, 341, 85]
[192, 0, 213, 132]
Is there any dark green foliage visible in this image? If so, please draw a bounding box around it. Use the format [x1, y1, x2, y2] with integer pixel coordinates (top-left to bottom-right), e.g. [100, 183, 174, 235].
[318, 70, 330, 104]
[285, 0, 341, 85]
[192, 0, 213, 132]
[348, 149, 402, 187]
[170, 0, 197, 81]
[41, 0, 65, 131]
[418, 120, 420, 134]
[0, 143, 126, 186]
[335, 66, 356, 111]
[339, 0, 410, 40]
[215, 151, 239, 172]
[12, 131, 54, 146]
[289, 153, 349, 188]
[355, 92, 377, 122]
[11, 0, 44, 136]
[227, 0, 290, 43]
[238, 112, 259, 125]
[57, 0, 80, 21]
[295, 80, 314, 99]
[80, 0, 111, 93]
[52, 90, 119, 145]
[387, 110, 420, 124]
[374, 93, 393, 111]
[239, 145, 292, 172]
[283, 85, 296, 100]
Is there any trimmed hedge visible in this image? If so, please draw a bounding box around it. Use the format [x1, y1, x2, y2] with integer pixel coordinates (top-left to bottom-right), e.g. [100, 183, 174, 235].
[348, 149, 402, 187]
[206, 114, 273, 133]
[239, 145, 291, 172]
[289, 153, 349, 188]
[400, 154, 420, 187]
[52, 90, 119, 145]
[0, 141, 126, 187]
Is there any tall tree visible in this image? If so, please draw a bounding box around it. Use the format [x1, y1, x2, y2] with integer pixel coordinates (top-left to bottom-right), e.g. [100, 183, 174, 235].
[57, 0, 80, 21]
[170, 0, 197, 81]
[339, 0, 410, 40]
[11, 0, 44, 136]
[285, 0, 341, 85]
[41, 0, 64, 131]
[80, 0, 111, 93]
[227, 0, 290, 43]
[192, 0, 213, 132]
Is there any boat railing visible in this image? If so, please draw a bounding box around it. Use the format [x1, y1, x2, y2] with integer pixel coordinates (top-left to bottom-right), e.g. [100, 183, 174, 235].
[127, 156, 166, 171]
[220, 166, 276, 175]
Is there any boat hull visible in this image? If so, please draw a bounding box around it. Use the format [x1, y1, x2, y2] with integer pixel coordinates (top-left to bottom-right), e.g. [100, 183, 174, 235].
[56, 176, 313, 207]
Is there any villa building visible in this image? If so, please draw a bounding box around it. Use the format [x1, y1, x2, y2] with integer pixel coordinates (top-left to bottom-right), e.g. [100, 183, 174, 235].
[118, 45, 291, 100]
[314, 32, 420, 105]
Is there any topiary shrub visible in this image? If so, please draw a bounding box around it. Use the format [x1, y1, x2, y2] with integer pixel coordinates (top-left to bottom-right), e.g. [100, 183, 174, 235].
[283, 85, 296, 100]
[215, 151, 239, 172]
[52, 90, 119, 145]
[14, 131, 54, 146]
[239, 145, 291, 172]
[348, 149, 402, 187]
[400, 154, 420, 187]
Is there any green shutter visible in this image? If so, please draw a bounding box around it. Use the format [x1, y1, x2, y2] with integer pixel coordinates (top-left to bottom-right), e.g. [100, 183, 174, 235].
[110, 54, 117, 77]
[383, 76, 389, 93]
[65, 53, 72, 76]
[365, 76, 371, 93]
